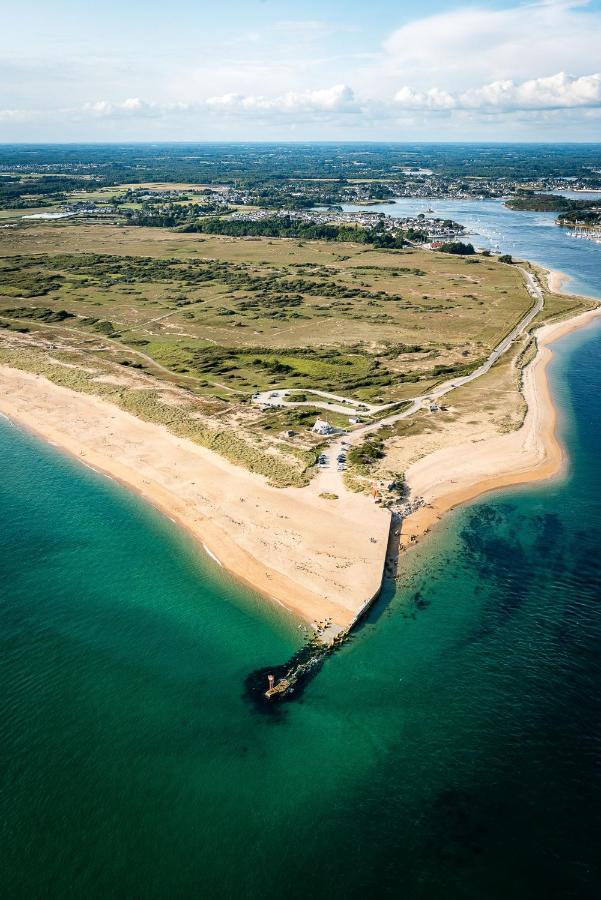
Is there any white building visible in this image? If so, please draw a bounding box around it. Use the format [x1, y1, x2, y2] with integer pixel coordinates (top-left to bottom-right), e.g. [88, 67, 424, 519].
[312, 418, 335, 436]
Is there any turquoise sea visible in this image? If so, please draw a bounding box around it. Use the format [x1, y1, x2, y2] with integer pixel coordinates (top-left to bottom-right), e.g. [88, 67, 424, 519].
[1, 203, 601, 898]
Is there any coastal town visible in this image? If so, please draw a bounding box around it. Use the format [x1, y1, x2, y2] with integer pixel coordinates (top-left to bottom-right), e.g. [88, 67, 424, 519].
[6, 157, 600, 246]
[226, 206, 467, 245]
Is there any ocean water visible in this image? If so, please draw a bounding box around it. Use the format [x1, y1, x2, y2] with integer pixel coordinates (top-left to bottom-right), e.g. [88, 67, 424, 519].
[1, 204, 601, 898]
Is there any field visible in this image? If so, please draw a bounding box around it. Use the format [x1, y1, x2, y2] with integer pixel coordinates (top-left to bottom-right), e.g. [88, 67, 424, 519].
[0, 223, 532, 397]
[0, 219, 564, 486]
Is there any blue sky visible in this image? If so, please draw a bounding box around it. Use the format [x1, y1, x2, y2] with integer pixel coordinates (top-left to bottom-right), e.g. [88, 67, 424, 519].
[2, 0, 601, 141]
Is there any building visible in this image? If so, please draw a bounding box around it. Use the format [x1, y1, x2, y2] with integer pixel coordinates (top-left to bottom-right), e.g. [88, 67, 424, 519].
[312, 418, 335, 436]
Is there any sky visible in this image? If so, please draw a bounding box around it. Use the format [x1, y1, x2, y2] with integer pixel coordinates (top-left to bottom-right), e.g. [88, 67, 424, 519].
[2, 0, 601, 142]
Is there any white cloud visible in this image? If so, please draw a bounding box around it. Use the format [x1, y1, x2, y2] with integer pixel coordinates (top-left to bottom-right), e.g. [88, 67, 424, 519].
[0, 108, 38, 122]
[393, 87, 456, 111]
[205, 84, 359, 116]
[2, 2, 601, 139]
[381, 1, 601, 91]
[462, 72, 601, 109]
[394, 72, 601, 111]
[4, 72, 599, 134]
[81, 97, 189, 118]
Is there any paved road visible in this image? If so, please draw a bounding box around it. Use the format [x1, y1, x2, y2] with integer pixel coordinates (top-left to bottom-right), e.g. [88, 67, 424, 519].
[253, 387, 380, 417]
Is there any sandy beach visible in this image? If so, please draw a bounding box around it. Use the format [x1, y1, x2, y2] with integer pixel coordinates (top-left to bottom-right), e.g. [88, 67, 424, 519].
[0, 368, 390, 634]
[400, 305, 601, 547]
[547, 269, 571, 294]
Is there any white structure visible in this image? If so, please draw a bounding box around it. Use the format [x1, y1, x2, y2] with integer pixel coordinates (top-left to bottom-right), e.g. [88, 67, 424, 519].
[312, 418, 335, 436]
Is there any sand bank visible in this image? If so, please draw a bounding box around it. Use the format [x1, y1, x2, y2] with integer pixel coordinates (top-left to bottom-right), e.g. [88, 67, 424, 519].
[0, 368, 390, 633]
[547, 269, 571, 294]
[400, 306, 601, 547]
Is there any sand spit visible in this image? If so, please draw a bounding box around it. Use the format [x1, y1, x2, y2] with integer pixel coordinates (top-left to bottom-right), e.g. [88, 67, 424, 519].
[547, 269, 571, 294]
[400, 306, 601, 547]
[0, 367, 390, 634]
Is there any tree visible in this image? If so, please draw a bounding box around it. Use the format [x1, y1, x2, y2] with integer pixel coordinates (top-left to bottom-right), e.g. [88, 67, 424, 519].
[439, 241, 476, 255]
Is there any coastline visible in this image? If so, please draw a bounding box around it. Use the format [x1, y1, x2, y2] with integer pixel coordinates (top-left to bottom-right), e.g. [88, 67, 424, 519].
[547, 268, 571, 294]
[0, 369, 390, 636]
[400, 303, 601, 548]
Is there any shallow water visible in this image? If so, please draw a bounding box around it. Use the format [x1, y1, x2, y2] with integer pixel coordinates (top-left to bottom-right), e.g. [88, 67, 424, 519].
[1, 202, 601, 898]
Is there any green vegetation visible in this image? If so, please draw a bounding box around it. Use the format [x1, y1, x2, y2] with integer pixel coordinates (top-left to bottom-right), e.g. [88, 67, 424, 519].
[0, 344, 315, 488]
[348, 438, 385, 467]
[0, 174, 93, 210]
[0, 220, 540, 480]
[1, 144, 599, 189]
[506, 192, 600, 214]
[0, 145, 598, 490]
[0, 230, 535, 406]
[506, 193, 568, 212]
[2, 306, 75, 324]
[186, 215, 407, 248]
[558, 209, 601, 227]
[438, 242, 476, 255]
[506, 192, 601, 228]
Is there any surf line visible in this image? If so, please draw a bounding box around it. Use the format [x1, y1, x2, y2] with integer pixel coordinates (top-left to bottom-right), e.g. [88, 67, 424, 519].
[202, 543, 223, 567]
[77, 459, 114, 481]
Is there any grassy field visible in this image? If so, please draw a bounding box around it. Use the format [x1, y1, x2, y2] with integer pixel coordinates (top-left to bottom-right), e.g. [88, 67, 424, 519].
[0, 220, 548, 483]
[363, 277, 595, 493]
[0, 207, 61, 220]
[0, 223, 532, 401]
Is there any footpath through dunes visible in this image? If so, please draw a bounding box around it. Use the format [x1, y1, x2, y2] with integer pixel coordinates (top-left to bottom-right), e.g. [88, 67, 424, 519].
[0, 366, 390, 636]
